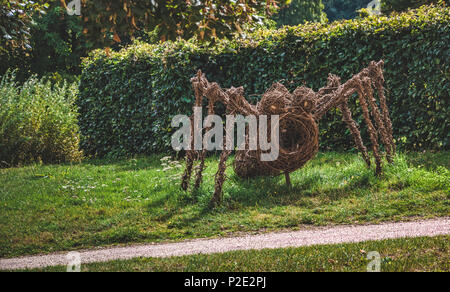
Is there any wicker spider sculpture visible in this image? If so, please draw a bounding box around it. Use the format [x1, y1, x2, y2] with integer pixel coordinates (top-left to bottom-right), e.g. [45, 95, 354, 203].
[181, 60, 395, 204]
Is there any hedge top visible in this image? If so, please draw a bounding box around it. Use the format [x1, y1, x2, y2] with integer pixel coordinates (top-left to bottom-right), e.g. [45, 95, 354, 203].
[83, 3, 449, 66]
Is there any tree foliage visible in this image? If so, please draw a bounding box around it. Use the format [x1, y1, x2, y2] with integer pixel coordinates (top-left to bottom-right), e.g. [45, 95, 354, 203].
[274, 0, 327, 26]
[323, 0, 370, 21]
[1, 0, 50, 78]
[0, 0, 49, 53]
[62, 0, 280, 48]
[29, 4, 89, 76]
[381, 0, 441, 13]
[1, 1, 89, 80]
[1, 0, 281, 78]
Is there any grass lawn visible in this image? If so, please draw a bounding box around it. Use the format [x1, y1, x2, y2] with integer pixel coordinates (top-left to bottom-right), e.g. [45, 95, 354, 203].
[18, 235, 449, 272]
[0, 151, 449, 258]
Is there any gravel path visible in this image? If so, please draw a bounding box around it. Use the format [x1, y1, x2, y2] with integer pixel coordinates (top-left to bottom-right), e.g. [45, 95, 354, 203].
[1, 218, 449, 270]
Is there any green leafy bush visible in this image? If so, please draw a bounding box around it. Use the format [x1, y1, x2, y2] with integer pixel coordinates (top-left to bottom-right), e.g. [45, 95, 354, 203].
[274, 0, 328, 26]
[79, 4, 449, 157]
[324, 0, 370, 21]
[0, 73, 83, 167]
[381, 0, 441, 14]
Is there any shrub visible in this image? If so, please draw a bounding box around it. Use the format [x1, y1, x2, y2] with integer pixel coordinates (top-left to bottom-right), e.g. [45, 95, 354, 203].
[274, 0, 327, 26]
[324, 0, 370, 21]
[381, 0, 441, 14]
[79, 3, 449, 157]
[0, 72, 83, 167]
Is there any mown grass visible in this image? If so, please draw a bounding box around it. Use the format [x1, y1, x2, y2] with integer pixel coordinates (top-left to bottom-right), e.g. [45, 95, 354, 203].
[19, 235, 450, 272]
[0, 151, 448, 258]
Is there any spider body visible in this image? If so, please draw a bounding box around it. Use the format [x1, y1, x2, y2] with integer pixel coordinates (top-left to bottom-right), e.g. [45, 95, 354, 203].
[181, 60, 395, 204]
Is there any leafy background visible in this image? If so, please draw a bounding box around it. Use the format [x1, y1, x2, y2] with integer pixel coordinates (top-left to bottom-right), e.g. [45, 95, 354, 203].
[78, 4, 449, 158]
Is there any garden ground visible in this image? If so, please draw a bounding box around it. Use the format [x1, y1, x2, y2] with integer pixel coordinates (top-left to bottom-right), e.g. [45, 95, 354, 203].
[0, 151, 449, 259]
[1, 217, 447, 270]
[10, 235, 450, 272]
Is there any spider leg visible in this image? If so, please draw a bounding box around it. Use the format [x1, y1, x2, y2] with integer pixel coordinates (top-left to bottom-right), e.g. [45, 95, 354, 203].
[212, 150, 231, 205]
[355, 78, 383, 175]
[284, 172, 292, 188]
[369, 61, 396, 160]
[194, 99, 215, 190]
[194, 151, 207, 190]
[207, 85, 254, 204]
[181, 116, 198, 190]
[181, 143, 196, 190]
[186, 73, 237, 204]
[362, 77, 394, 164]
[182, 70, 206, 191]
[314, 61, 394, 176]
[319, 75, 372, 168]
[339, 99, 371, 167]
[376, 83, 396, 158]
[211, 110, 233, 205]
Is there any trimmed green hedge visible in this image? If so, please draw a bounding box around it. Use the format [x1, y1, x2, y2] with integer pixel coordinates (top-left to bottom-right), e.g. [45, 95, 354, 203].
[79, 4, 449, 157]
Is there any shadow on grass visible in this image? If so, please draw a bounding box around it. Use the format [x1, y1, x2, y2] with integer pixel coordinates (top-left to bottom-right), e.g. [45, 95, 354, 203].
[82, 155, 164, 171]
[145, 189, 214, 229]
[148, 164, 378, 230]
[124, 152, 432, 229]
[227, 167, 374, 206]
[404, 151, 450, 170]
